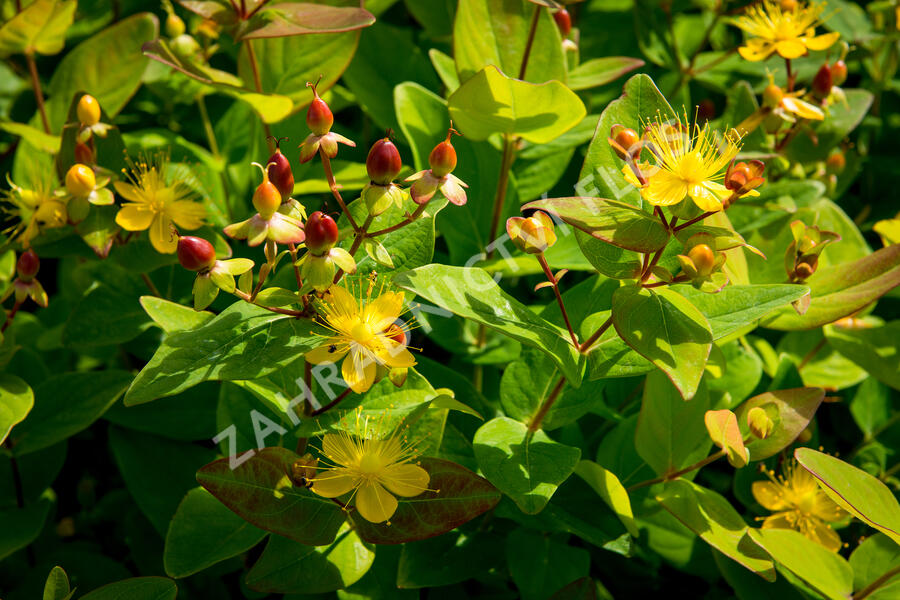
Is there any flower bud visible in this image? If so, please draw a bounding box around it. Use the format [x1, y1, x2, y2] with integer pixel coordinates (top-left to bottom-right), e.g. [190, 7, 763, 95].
[831, 59, 847, 86]
[65, 164, 95, 197]
[177, 236, 217, 272]
[794, 254, 818, 280]
[166, 13, 186, 38]
[306, 82, 334, 136]
[724, 160, 765, 195]
[290, 453, 318, 487]
[825, 150, 846, 174]
[77, 94, 101, 127]
[612, 125, 640, 152]
[266, 138, 294, 201]
[366, 136, 402, 185]
[780, 0, 797, 10]
[507, 211, 557, 254]
[16, 249, 40, 281]
[762, 83, 784, 109]
[251, 163, 281, 219]
[429, 128, 458, 177]
[747, 406, 775, 440]
[812, 63, 833, 98]
[74, 141, 94, 164]
[304, 211, 338, 256]
[553, 8, 572, 37]
[687, 244, 716, 277]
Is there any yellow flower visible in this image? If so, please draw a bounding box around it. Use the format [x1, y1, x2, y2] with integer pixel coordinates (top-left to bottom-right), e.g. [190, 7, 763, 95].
[734, 1, 840, 62]
[623, 112, 746, 212]
[752, 459, 847, 552]
[310, 412, 431, 524]
[114, 155, 206, 254]
[4, 175, 68, 245]
[305, 282, 416, 394]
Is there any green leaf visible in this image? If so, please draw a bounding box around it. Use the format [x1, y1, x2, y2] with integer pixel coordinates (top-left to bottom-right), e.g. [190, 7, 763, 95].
[43, 566, 72, 600]
[454, 0, 566, 84]
[9, 371, 132, 456]
[0, 494, 53, 561]
[567, 56, 646, 91]
[473, 417, 581, 514]
[394, 265, 584, 383]
[636, 371, 713, 477]
[46, 13, 159, 132]
[79, 577, 177, 600]
[748, 529, 853, 600]
[349, 458, 501, 543]
[197, 447, 345, 546]
[0, 0, 76, 57]
[246, 524, 374, 593]
[448, 66, 586, 144]
[795, 447, 900, 546]
[674, 284, 809, 341]
[0, 374, 33, 446]
[657, 480, 775, 580]
[523, 197, 669, 253]
[764, 244, 900, 330]
[578, 74, 674, 207]
[612, 285, 712, 399]
[734, 388, 824, 461]
[62, 284, 153, 348]
[125, 302, 321, 405]
[850, 534, 900, 598]
[397, 531, 504, 589]
[110, 428, 217, 535]
[240, 3, 374, 39]
[139, 296, 215, 333]
[825, 321, 900, 391]
[575, 460, 638, 536]
[849, 378, 891, 438]
[0, 121, 59, 153]
[164, 487, 267, 578]
[75, 205, 120, 259]
[506, 527, 590, 600]
[785, 89, 874, 162]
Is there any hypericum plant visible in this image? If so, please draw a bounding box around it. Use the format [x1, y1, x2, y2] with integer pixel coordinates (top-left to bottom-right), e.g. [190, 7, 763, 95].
[2, 0, 900, 598]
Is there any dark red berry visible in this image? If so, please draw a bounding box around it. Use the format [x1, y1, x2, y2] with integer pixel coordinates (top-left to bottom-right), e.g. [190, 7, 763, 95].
[177, 236, 216, 272]
[74, 141, 94, 164]
[304, 211, 339, 255]
[366, 136, 402, 185]
[384, 322, 408, 346]
[812, 64, 833, 98]
[266, 139, 294, 201]
[16, 249, 40, 280]
[553, 9, 572, 38]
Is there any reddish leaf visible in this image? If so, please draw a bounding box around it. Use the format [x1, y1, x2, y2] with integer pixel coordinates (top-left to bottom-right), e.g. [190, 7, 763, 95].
[242, 3, 374, 39]
[197, 447, 344, 546]
[734, 388, 824, 460]
[350, 458, 500, 544]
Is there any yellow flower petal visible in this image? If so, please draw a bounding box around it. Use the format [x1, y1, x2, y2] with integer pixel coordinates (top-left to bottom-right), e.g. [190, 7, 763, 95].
[804, 31, 840, 51]
[115, 204, 155, 231]
[378, 339, 417, 368]
[328, 285, 359, 317]
[380, 463, 430, 497]
[738, 42, 774, 62]
[355, 481, 398, 523]
[806, 520, 843, 552]
[113, 181, 142, 202]
[310, 469, 359, 498]
[306, 341, 347, 365]
[170, 200, 207, 230]
[752, 481, 791, 511]
[642, 170, 688, 206]
[150, 215, 177, 254]
[364, 291, 404, 331]
[775, 39, 808, 59]
[760, 512, 795, 530]
[782, 96, 825, 121]
[688, 183, 724, 212]
[342, 352, 376, 394]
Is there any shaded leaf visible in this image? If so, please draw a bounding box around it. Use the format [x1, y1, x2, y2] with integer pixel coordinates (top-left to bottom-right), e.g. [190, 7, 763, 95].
[575, 460, 639, 536]
[79, 577, 177, 600]
[567, 57, 646, 91]
[0, 374, 33, 446]
[734, 388, 824, 461]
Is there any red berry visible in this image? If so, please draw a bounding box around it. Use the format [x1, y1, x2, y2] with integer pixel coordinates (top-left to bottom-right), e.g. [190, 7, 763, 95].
[812, 64, 833, 98]
[384, 322, 407, 346]
[306, 80, 334, 136]
[16, 249, 40, 280]
[553, 9, 572, 37]
[74, 142, 94, 164]
[366, 136, 402, 185]
[831, 59, 847, 86]
[429, 129, 458, 177]
[612, 126, 640, 151]
[266, 140, 294, 201]
[177, 236, 217, 271]
[304, 211, 338, 255]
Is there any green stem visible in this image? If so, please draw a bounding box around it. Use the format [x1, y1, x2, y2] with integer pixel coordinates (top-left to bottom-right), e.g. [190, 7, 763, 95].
[368, 203, 427, 237]
[673, 211, 716, 232]
[485, 135, 516, 260]
[244, 40, 273, 147]
[537, 253, 578, 347]
[311, 387, 353, 416]
[519, 4, 541, 80]
[140, 273, 162, 297]
[854, 565, 900, 600]
[26, 53, 50, 135]
[626, 449, 726, 492]
[233, 288, 304, 316]
[1, 300, 22, 334]
[196, 95, 235, 222]
[319, 149, 360, 232]
[333, 215, 373, 285]
[578, 315, 612, 353]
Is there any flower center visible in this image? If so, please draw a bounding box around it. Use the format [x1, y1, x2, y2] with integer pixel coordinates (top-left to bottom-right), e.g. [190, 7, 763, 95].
[676, 152, 705, 184]
[351, 321, 375, 344]
[358, 453, 383, 476]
